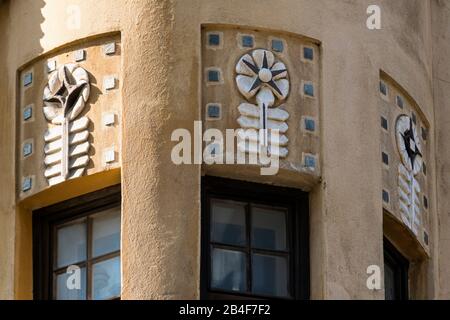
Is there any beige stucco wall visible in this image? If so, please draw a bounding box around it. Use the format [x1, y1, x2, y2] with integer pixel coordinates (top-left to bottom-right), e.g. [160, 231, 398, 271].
[0, 0, 448, 300]
[432, 0, 450, 300]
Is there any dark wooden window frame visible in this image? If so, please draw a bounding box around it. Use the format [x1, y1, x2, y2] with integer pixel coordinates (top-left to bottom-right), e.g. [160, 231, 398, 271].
[384, 238, 409, 300]
[33, 185, 121, 300]
[201, 176, 310, 300]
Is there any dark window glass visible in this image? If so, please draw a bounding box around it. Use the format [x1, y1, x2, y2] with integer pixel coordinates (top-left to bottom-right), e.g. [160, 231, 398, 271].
[252, 254, 289, 297]
[251, 206, 287, 251]
[384, 239, 409, 300]
[202, 177, 309, 300]
[211, 200, 246, 246]
[211, 248, 246, 292]
[34, 186, 121, 300]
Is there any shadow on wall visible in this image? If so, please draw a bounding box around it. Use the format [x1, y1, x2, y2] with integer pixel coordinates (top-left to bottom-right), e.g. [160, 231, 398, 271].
[0, 0, 45, 300]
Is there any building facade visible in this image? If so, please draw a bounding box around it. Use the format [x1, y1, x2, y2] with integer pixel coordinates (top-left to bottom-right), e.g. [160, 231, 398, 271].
[0, 0, 450, 300]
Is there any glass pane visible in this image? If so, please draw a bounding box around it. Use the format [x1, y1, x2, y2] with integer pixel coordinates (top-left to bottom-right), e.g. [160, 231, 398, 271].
[384, 262, 396, 300]
[56, 267, 86, 300]
[92, 207, 121, 258]
[92, 256, 121, 300]
[211, 248, 246, 292]
[251, 207, 287, 250]
[57, 222, 87, 268]
[211, 200, 246, 246]
[252, 254, 289, 297]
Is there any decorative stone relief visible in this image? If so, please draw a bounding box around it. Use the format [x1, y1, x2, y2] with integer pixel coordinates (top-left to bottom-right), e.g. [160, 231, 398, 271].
[201, 27, 321, 188]
[396, 115, 423, 235]
[17, 35, 122, 198]
[42, 64, 91, 186]
[235, 49, 290, 157]
[379, 74, 430, 249]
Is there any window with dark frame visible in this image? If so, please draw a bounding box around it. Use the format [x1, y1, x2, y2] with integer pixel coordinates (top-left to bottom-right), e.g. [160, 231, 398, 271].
[201, 177, 309, 300]
[33, 185, 121, 300]
[384, 238, 409, 300]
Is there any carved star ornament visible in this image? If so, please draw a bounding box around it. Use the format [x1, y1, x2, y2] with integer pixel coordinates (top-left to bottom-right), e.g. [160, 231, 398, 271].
[396, 115, 423, 175]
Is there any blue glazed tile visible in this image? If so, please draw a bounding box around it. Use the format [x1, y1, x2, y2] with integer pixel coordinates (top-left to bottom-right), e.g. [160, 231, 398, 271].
[22, 177, 32, 192]
[396, 95, 404, 108]
[382, 190, 390, 203]
[208, 33, 221, 46]
[242, 35, 254, 48]
[382, 152, 389, 165]
[304, 83, 314, 97]
[207, 104, 221, 119]
[303, 47, 314, 60]
[422, 127, 427, 141]
[305, 155, 316, 169]
[305, 118, 315, 132]
[379, 81, 387, 96]
[381, 116, 388, 130]
[23, 143, 33, 157]
[424, 196, 428, 209]
[23, 107, 33, 121]
[208, 70, 220, 82]
[24, 73, 33, 87]
[271, 39, 284, 52]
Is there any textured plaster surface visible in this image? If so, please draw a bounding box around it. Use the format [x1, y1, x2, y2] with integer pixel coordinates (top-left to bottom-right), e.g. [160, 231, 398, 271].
[0, 0, 447, 300]
[432, 0, 450, 299]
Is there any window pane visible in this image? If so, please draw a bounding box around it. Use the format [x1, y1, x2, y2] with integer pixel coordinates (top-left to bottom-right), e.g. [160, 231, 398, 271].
[211, 248, 246, 292]
[252, 254, 289, 297]
[57, 222, 87, 268]
[211, 200, 246, 246]
[251, 207, 287, 250]
[92, 207, 121, 258]
[92, 256, 121, 300]
[56, 267, 86, 300]
[384, 262, 396, 300]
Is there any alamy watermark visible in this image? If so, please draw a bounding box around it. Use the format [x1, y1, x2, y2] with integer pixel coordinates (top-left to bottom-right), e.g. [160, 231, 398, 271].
[171, 121, 282, 176]
[366, 265, 382, 290]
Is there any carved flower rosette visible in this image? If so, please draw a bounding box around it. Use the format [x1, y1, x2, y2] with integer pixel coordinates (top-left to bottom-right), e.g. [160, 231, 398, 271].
[42, 64, 91, 186]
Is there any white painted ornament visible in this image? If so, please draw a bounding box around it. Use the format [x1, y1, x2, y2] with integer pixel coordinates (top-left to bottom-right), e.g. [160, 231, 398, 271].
[395, 115, 423, 235]
[43, 64, 91, 186]
[235, 49, 290, 157]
